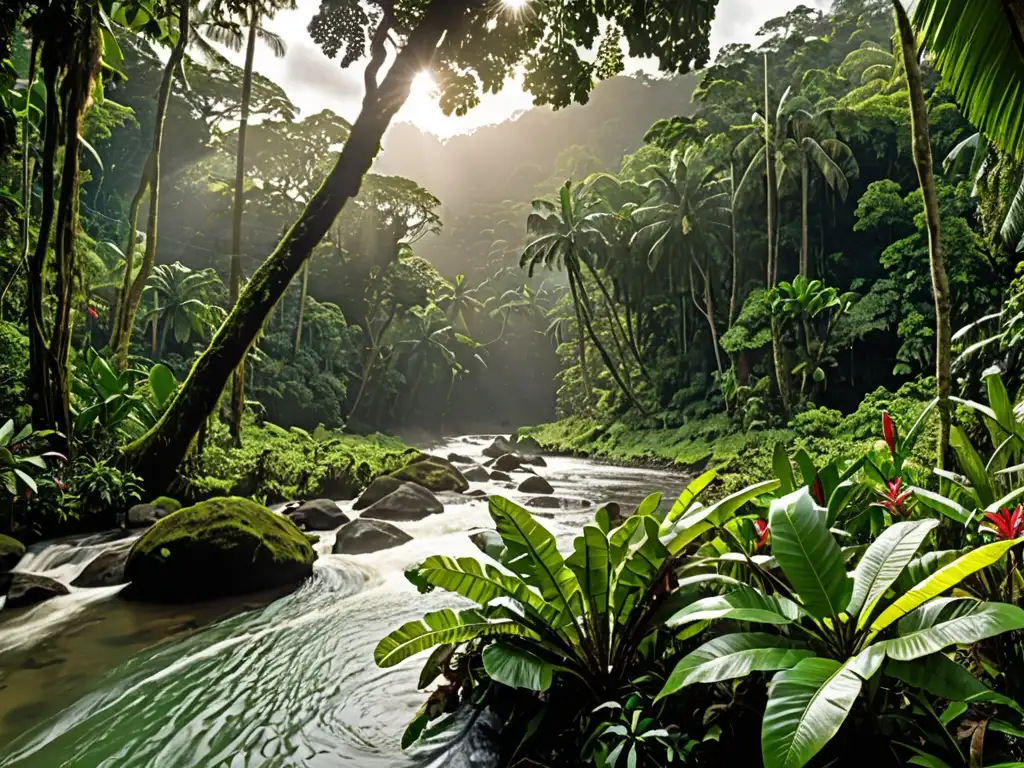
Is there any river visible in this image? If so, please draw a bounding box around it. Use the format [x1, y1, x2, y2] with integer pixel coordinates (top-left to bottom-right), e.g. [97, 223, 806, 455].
[0, 436, 687, 767]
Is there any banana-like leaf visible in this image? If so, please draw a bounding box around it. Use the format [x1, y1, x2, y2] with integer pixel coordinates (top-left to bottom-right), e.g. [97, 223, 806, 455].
[663, 470, 716, 524]
[658, 633, 813, 699]
[667, 586, 803, 627]
[870, 538, 1023, 632]
[769, 488, 851, 620]
[886, 599, 1024, 660]
[949, 426, 996, 508]
[774, 443, 796, 494]
[488, 496, 580, 611]
[849, 519, 939, 626]
[375, 608, 535, 668]
[885, 653, 996, 703]
[664, 479, 779, 553]
[566, 525, 611, 617]
[761, 647, 885, 768]
[895, 550, 964, 592]
[633, 491, 663, 520]
[483, 642, 553, 691]
[910, 487, 970, 525]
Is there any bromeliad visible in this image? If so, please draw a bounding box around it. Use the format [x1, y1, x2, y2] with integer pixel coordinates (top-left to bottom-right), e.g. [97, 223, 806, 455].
[882, 410, 896, 455]
[753, 519, 769, 551]
[872, 478, 912, 517]
[982, 505, 1024, 541]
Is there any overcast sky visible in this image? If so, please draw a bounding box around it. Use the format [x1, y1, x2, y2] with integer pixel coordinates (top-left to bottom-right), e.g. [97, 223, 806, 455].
[246, 0, 830, 138]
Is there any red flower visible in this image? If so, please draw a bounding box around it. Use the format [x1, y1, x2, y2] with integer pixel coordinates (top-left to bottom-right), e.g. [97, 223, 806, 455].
[882, 410, 897, 456]
[811, 476, 825, 505]
[87, 307, 98, 320]
[872, 478, 912, 517]
[53, 476, 67, 491]
[753, 519, 769, 551]
[982, 505, 1024, 541]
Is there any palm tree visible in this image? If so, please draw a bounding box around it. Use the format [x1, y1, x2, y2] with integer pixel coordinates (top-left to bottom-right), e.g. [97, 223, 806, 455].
[632, 144, 732, 373]
[202, 0, 293, 444]
[520, 181, 644, 410]
[142, 263, 226, 358]
[437, 274, 483, 332]
[777, 108, 859, 276]
[894, 0, 952, 467]
[110, 0, 191, 371]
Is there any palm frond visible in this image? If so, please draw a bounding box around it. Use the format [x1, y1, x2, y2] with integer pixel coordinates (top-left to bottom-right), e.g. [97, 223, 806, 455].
[257, 27, 287, 58]
[913, 0, 1024, 160]
[1000, 173, 1024, 252]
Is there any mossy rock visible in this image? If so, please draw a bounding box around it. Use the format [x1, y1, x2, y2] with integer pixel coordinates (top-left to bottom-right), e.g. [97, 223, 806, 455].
[0, 534, 25, 572]
[149, 496, 182, 513]
[124, 497, 316, 603]
[389, 454, 469, 493]
[353, 476, 404, 510]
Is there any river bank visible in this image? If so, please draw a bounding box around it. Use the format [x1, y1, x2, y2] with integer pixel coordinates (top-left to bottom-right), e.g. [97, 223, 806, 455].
[516, 381, 939, 494]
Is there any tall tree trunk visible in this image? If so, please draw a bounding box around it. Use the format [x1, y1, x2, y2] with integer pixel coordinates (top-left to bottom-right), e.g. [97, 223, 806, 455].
[578, 256, 650, 383]
[567, 273, 594, 408]
[228, 9, 259, 445]
[697, 259, 723, 374]
[151, 292, 159, 357]
[800, 151, 809, 277]
[111, 0, 189, 371]
[728, 162, 739, 328]
[293, 258, 309, 357]
[894, 1, 951, 467]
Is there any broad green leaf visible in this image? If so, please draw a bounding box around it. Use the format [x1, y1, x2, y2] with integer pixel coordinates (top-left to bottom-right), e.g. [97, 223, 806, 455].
[871, 538, 1024, 632]
[793, 449, 816, 488]
[0, 419, 13, 446]
[488, 496, 580, 611]
[769, 488, 851, 620]
[566, 525, 611, 616]
[886, 600, 1024, 660]
[895, 549, 963, 592]
[761, 648, 884, 768]
[633, 491, 662, 520]
[664, 470, 715, 524]
[773, 443, 796, 493]
[148, 363, 178, 408]
[658, 633, 812, 699]
[13, 468, 37, 493]
[483, 642, 553, 691]
[985, 483, 1024, 514]
[985, 369, 1016, 435]
[886, 653, 1002, 703]
[911, 487, 970, 525]
[664, 479, 780, 553]
[667, 586, 803, 627]
[949, 426, 995, 508]
[375, 608, 534, 667]
[849, 519, 939, 626]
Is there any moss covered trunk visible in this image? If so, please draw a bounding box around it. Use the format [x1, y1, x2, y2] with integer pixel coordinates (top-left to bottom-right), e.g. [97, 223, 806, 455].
[894, 0, 951, 467]
[124, 1, 469, 492]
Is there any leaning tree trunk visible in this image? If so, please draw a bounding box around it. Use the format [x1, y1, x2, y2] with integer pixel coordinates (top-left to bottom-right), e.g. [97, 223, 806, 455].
[293, 258, 309, 357]
[800, 151, 809, 277]
[728, 162, 739, 328]
[228, 8, 259, 446]
[124, 1, 470, 492]
[894, 0, 951, 467]
[111, 0, 189, 370]
[567, 273, 594, 409]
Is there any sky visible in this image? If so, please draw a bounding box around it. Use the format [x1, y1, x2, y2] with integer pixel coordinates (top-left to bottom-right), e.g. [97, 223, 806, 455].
[241, 0, 830, 138]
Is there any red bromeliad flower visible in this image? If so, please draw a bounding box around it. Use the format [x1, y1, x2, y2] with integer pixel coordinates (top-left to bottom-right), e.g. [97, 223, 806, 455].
[811, 476, 825, 505]
[873, 478, 912, 517]
[87, 307, 98, 320]
[882, 410, 896, 455]
[53, 476, 67, 491]
[753, 519, 769, 551]
[982, 505, 1024, 541]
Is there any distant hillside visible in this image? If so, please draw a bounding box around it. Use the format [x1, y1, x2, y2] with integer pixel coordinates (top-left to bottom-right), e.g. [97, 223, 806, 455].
[375, 72, 697, 278]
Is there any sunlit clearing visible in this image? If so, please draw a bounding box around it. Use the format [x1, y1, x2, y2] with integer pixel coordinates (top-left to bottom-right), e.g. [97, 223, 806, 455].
[412, 70, 437, 96]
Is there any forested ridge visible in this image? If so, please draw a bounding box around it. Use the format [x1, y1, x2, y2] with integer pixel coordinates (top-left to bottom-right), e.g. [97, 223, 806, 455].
[3, 0, 1024, 766]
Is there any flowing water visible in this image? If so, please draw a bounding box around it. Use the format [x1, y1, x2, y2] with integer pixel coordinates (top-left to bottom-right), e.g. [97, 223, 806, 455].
[0, 436, 687, 767]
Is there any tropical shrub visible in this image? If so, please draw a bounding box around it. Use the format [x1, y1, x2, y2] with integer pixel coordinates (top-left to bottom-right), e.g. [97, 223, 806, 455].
[657, 487, 1024, 768]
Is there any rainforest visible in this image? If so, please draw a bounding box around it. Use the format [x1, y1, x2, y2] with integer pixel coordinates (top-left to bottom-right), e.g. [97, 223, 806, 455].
[1, 0, 1024, 766]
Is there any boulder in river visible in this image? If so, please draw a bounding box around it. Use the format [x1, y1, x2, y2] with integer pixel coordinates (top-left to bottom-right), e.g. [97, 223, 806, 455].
[124, 497, 316, 602]
[150, 496, 182, 514]
[389, 454, 469, 493]
[361, 483, 443, 522]
[517, 476, 554, 495]
[333, 519, 412, 555]
[465, 489, 488, 498]
[353, 476, 404, 510]
[5, 572, 70, 609]
[125, 496, 181, 529]
[0, 534, 25, 572]
[489, 470, 512, 482]
[71, 539, 135, 588]
[462, 465, 490, 483]
[483, 436, 515, 459]
[447, 453, 476, 465]
[511, 435, 543, 455]
[288, 499, 350, 531]
[491, 454, 524, 472]
[521, 455, 547, 468]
